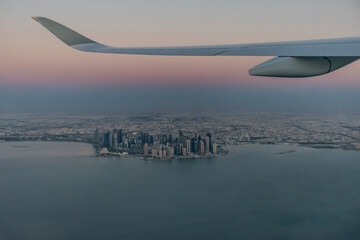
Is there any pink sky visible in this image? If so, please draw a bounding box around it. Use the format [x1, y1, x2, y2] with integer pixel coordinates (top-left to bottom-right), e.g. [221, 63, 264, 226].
[1, 0, 360, 88]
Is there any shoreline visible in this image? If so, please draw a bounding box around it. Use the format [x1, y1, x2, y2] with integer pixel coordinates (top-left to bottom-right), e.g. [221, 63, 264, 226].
[1, 140, 359, 161]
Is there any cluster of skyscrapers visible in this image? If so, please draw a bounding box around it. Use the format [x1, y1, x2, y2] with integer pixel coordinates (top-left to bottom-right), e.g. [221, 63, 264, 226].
[93, 129, 217, 158]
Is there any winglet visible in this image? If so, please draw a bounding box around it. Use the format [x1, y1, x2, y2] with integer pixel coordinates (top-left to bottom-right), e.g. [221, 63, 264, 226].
[32, 16, 97, 46]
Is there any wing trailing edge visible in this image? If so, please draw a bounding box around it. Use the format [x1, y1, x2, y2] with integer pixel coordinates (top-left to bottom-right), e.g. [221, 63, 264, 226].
[32, 16, 360, 77]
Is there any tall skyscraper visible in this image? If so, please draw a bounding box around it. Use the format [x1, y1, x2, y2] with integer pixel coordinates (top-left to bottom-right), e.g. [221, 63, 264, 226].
[212, 143, 217, 154]
[92, 128, 99, 143]
[192, 139, 199, 153]
[112, 132, 117, 148]
[200, 141, 205, 154]
[152, 148, 157, 158]
[103, 132, 111, 148]
[182, 148, 187, 156]
[179, 144, 184, 155]
[162, 149, 167, 158]
[123, 140, 129, 150]
[206, 133, 212, 151]
[153, 141, 158, 151]
[143, 143, 149, 156]
[117, 129, 123, 146]
[167, 147, 174, 157]
[205, 136, 210, 153]
[186, 140, 191, 154]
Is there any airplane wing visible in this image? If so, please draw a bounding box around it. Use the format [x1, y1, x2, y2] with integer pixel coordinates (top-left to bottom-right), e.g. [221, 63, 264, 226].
[32, 16, 360, 78]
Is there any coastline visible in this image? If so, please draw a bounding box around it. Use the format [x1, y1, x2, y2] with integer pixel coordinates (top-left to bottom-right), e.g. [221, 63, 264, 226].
[1, 140, 359, 162]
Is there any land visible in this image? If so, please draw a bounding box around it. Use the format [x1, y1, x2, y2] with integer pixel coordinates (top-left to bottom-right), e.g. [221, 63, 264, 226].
[1, 112, 360, 159]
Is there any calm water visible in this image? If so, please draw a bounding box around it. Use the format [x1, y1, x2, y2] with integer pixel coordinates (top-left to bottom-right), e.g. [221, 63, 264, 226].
[0, 142, 360, 240]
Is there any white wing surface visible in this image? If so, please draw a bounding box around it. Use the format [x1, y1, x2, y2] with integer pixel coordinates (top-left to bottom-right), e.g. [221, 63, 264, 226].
[32, 16, 360, 77]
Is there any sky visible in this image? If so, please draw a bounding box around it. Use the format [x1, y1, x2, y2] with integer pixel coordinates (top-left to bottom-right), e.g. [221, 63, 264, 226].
[1, 0, 360, 113]
[2, 0, 360, 87]
[2, 87, 360, 114]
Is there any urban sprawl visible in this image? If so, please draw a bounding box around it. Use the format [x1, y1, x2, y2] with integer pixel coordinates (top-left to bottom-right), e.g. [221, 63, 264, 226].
[1, 112, 360, 160]
[95, 129, 221, 159]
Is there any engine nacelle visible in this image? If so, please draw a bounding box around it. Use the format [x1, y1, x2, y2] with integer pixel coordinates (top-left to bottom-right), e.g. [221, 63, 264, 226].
[249, 57, 358, 78]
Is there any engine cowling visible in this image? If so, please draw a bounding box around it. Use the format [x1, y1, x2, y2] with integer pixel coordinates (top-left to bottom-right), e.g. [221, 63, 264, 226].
[249, 57, 358, 78]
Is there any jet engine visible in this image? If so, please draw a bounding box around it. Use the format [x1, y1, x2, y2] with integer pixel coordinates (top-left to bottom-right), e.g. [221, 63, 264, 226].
[249, 57, 358, 78]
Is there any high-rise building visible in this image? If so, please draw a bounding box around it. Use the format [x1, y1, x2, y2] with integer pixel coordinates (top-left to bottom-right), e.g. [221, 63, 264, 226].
[109, 132, 115, 148]
[200, 141, 205, 154]
[112, 132, 117, 148]
[206, 133, 212, 151]
[117, 129, 123, 145]
[205, 136, 210, 153]
[161, 134, 169, 144]
[141, 132, 149, 144]
[179, 144, 183, 155]
[186, 140, 191, 154]
[192, 139, 199, 153]
[179, 136, 186, 146]
[167, 147, 174, 157]
[92, 128, 99, 143]
[103, 132, 111, 148]
[162, 149, 167, 158]
[174, 144, 180, 155]
[143, 143, 149, 156]
[212, 143, 217, 154]
[123, 140, 129, 150]
[152, 148, 157, 157]
[153, 141, 158, 151]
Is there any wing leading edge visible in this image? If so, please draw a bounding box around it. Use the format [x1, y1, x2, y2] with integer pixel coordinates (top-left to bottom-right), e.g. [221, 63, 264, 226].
[32, 16, 360, 77]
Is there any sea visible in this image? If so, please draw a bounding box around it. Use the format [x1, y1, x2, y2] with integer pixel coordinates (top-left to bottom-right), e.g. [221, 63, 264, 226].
[0, 141, 359, 240]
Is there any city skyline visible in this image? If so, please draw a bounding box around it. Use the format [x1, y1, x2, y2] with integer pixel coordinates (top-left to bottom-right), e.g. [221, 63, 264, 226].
[2, 2, 360, 239]
[2, 112, 360, 152]
[98, 128, 219, 159]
